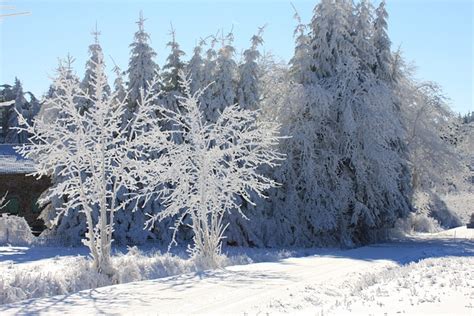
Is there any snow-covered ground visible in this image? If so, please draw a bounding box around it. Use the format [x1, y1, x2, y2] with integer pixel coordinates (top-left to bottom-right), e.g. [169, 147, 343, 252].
[1, 226, 473, 315]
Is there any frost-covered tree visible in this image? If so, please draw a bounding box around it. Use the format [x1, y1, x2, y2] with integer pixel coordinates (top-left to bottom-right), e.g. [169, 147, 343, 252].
[288, 5, 313, 84]
[263, 70, 339, 247]
[161, 24, 186, 130]
[200, 37, 218, 118]
[34, 57, 89, 244]
[162, 24, 186, 95]
[354, 0, 377, 73]
[236, 26, 264, 110]
[142, 72, 282, 267]
[373, 0, 393, 82]
[310, 0, 354, 79]
[186, 40, 206, 94]
[257, 0, 411, 247]
[205, 31, 237, 122]
[111, 60, 127, 104]
[5, 78, 29, 144]
[127, 11, 159, 110]
[79, 25, 110, 113]
[16, 53, 170, 275]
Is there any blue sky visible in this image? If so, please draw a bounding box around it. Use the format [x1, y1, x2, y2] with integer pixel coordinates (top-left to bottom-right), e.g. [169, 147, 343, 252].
[1, 0, 472, 114]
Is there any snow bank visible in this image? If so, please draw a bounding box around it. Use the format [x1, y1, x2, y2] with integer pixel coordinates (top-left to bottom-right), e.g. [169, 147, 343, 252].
[0, 248, 196, 305]
[339, 256, 474, 315]
[0, 214, 34, 246]
[0, 245, 301, 305]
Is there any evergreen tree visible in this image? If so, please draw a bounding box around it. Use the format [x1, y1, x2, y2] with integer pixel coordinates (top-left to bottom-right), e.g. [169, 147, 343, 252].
[186, 40, 205, 94]
[127, 11, 159, 109]
[236, 26, 264, 110]
[5, 78, 28, 143]
[206, 31, 237, 122]
[80, 24, 110, 113]
[162, 24, 186, 94]
[354, 0, 377, 73]
[288, 5, 313, 84]
[111, 60, 126, 104]
[373, 0, 393, 82]
[161, 25, 186, 141]
[200, 37, 218, 118]
[259, 0, 412, 247]
[310, 0, 355, 79]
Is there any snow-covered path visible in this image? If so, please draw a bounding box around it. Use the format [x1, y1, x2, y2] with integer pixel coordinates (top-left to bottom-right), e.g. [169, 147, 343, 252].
[2, 228, 473, 315]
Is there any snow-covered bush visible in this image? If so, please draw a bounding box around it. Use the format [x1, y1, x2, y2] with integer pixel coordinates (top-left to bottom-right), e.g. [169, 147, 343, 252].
[0, 245, 309, 305]
[0, 214, 35, 245]
[392, 213, 441, 235]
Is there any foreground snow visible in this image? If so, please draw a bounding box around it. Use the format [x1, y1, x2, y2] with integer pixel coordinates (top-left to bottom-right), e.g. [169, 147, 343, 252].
[1, 226, 473, 315]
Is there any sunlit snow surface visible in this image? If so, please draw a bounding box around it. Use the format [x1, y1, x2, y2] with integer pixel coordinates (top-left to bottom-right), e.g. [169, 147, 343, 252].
[1, 227, 473, 315]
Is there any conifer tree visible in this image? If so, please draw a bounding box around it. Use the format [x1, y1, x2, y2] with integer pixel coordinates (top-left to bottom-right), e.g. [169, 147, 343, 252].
[162, 24, 186, 94]
[236, 26, 264, 110]
[354, 0, 377, 73]
[206, 31, 237, 122]
[5, 78, 28, 143]
[111, 60, 126, 104]
[373, 0, 393, 82]
[127, 11, 159, 109]
[288, 5, 313, 84]
[80, 24, 110, 113]
[186, 39, 205, 94]
[200, 37, 218, 119]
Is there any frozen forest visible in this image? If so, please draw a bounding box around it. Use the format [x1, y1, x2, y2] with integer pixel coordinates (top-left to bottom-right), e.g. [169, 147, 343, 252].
[0, 0, 473, 314]
[11, 0, 468, 250]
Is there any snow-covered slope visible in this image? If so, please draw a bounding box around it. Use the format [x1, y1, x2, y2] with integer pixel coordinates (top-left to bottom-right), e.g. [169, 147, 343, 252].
[1, 227, 473, 315]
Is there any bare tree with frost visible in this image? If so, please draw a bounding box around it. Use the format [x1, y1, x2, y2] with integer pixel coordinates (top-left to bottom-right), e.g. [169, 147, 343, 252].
[16, 54, 170, 275]
[142, 72, 282, 268]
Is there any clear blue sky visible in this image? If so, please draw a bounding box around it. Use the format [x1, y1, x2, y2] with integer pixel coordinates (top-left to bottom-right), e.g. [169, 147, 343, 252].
[1, 0, 472, 114]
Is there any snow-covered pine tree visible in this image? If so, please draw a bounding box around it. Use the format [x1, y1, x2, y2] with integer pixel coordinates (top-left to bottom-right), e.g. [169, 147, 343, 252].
[111, 60, 127, 104]
[354, 0, 377, 73]
[205, 31, 237, 122]
[79, 24, 110, 113]
[236, 26, 264, 110]
[127, 11, 160, 112]
[200, 36, 218, 119]
[259, 4, 339, 247]
[373, 0, 393, 82]
[310, 0, 340, 79]
[161, 24, 186, 131]
[162, 24, 186, 96]
[288, 5, 314, 85]
[186, 39, 205, 94]
[319, 0, 410, 245]
[5, 78, 28, 144]
[113, 13, 164, 245]
[261, 0, 412, 247]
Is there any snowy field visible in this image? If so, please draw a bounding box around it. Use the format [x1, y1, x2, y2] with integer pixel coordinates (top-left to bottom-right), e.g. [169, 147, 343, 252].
[1, 226, 473, 315]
